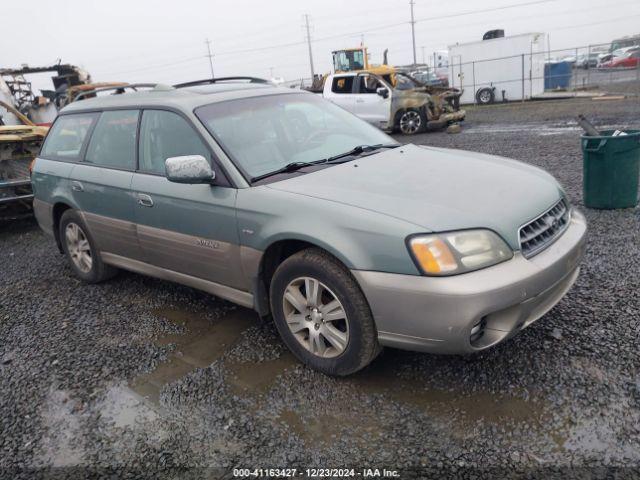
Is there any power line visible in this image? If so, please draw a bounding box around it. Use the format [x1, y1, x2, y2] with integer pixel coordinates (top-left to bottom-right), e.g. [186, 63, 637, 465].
[94, 1, 635, 79]
[413, 0, 558, 23]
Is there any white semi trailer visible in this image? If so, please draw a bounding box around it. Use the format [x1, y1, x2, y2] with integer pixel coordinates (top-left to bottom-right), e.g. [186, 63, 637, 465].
[448, 32, 547, 105]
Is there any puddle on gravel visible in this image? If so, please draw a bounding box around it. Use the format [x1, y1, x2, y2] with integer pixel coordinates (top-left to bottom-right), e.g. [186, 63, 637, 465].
[226, 353, 297, 396]
[345, 358, 546, 431]
[462, 122, 621, 136]
[98, 384, 158, 428]
[130, 307, 259, 404]
[38, 388, 85, 467]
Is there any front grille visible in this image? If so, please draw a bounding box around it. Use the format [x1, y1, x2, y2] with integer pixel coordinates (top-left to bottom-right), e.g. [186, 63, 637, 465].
[519, 199, 570, 258]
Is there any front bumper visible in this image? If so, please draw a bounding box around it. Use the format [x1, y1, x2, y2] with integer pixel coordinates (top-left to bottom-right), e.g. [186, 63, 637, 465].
[352, 209, 587, 354]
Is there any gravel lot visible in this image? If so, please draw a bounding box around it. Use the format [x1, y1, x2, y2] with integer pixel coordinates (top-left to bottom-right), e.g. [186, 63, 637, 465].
[1, 97, 639, 478]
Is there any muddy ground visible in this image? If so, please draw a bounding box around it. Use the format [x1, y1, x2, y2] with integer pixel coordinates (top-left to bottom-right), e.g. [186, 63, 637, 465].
[1, 97, 639, 479]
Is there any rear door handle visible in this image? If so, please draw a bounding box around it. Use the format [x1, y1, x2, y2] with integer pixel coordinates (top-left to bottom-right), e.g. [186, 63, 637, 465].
[356, 98, 365, 103]
[137, 193, 154, 207]
[71, 181, 84, 192]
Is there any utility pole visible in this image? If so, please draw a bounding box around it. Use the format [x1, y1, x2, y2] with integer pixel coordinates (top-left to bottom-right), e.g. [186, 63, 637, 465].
[205, 38, 214, 79]
[304, 14, 315, 80]
[410, 0, 417, 66]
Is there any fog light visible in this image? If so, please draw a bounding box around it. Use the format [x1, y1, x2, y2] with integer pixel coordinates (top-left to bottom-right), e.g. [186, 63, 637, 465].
[470, 317, 486, 344]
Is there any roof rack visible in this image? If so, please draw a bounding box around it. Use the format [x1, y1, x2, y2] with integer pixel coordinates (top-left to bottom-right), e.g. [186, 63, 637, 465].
[173, 77, 270, 88]
[73, 83, 162, 101]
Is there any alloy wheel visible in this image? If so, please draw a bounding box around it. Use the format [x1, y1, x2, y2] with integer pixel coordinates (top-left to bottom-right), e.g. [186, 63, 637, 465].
[479, 90, 492, 104]
[399, 110, 421, 134]
[65, 222, 92, 273]
[282, 277, 349, 358]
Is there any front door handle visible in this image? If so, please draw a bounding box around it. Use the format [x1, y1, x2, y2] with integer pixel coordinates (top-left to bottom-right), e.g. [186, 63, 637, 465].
[71, 181, 84, 192]
[356, 98, 365, 103]
[137, 193, 154, 207]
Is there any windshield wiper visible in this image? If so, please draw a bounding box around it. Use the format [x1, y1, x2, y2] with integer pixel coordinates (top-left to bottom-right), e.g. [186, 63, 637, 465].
[251, 160, 327, 183]
[324, 143, 401, 164]
[250, 143, 401, 183]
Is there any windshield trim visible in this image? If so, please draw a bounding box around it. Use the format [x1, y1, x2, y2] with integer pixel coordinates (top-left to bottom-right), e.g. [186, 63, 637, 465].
[194, 91, 394, 186]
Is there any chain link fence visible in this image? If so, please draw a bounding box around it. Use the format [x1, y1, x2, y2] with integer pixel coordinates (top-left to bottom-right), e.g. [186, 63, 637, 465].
[448, 41, 640, 104]
[282, 41, 640, 103]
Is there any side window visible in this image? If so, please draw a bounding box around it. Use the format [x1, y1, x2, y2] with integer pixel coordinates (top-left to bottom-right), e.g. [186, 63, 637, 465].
[357, 75, 382, 94]
[84, 110, 138, 169]
[40, 113, 97, 160]
[331, 76, 354, 94]
[139, 110, 210, 175]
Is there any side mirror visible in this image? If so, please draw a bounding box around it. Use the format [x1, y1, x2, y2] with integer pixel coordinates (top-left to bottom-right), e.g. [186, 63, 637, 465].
[165, 155, 215, 184]
[376, 87, 389, 99]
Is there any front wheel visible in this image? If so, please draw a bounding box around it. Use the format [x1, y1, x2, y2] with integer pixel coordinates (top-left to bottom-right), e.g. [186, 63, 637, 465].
[269, 248, 380, 376]
[398, 108, 426, 135]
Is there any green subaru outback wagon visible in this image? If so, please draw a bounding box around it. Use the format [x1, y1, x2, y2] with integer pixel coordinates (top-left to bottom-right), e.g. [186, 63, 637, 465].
[32, 79, 586, 376]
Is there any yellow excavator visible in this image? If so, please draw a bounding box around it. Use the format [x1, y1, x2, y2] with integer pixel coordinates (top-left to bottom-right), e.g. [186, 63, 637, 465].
[309, 46, 397, 92]
[331, 46, 396, 77]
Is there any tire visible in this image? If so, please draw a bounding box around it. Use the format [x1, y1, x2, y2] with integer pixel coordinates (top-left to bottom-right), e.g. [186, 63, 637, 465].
[59, 209, 116, 283]
[269, 248, 380, 376]
[398, 108, 426, 135]
[475, 87, 495, 105]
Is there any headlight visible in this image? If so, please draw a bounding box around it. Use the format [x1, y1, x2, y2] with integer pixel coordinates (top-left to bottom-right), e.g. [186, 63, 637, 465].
[407, 230, 513, 276]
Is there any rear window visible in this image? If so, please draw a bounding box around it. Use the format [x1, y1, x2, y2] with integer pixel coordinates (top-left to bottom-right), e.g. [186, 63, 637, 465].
[85, 110, 139, 170]
[40, 113, 97, 160]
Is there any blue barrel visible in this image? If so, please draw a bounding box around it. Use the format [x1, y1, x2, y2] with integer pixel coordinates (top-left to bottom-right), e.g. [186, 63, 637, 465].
[544, 61, 572, 90]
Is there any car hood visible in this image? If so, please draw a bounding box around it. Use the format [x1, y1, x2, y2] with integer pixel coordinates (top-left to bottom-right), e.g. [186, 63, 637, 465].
[266, 144, 564, 248]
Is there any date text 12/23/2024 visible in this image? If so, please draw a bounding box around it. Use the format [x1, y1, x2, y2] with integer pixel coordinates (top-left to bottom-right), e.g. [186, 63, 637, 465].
[233, 468, 400, 478]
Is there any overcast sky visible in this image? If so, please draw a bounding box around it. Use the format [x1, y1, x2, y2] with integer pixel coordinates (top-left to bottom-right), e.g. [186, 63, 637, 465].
[3, 0, 639, 91]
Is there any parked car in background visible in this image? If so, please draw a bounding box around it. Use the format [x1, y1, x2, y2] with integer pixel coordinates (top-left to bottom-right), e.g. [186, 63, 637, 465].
[322, 72, 464, 134]
[410, 70, 445, 87]
[576, 53, 599, 69]
[599, 48, 640, 69]
[32, 79, 586, 375]
[598, 46, 639, 67]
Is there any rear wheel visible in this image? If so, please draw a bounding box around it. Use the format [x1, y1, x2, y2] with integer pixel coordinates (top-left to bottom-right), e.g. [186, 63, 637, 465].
[476, 87, 495, 105]
[59, 210, 116, 283]
[269, 248, 380, 376]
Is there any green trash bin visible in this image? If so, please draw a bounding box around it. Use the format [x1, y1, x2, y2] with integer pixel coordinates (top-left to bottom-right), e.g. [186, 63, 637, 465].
[581, 129, 640, 209]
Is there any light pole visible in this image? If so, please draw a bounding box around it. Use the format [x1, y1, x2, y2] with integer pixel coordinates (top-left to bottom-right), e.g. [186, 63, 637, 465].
[410, 0, 417, 66]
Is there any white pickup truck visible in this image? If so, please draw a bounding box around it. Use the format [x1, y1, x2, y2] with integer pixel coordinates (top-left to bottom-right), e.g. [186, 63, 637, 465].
[321, 72, 465, 135]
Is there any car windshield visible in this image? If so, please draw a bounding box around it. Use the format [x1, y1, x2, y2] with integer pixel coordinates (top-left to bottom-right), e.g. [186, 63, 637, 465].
[195, 93, 395, 180]
[395, 73, 420, 90]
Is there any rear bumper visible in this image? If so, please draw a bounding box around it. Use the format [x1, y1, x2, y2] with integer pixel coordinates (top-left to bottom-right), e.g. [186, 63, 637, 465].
[352, 209, 587, 354]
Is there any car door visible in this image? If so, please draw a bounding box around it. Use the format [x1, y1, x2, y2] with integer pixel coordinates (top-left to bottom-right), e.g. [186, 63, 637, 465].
[327, 75, 358, 113]
[354, 74, 391, 128]
[69, 109, 143, 260]
[131, 109, 246, 290]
